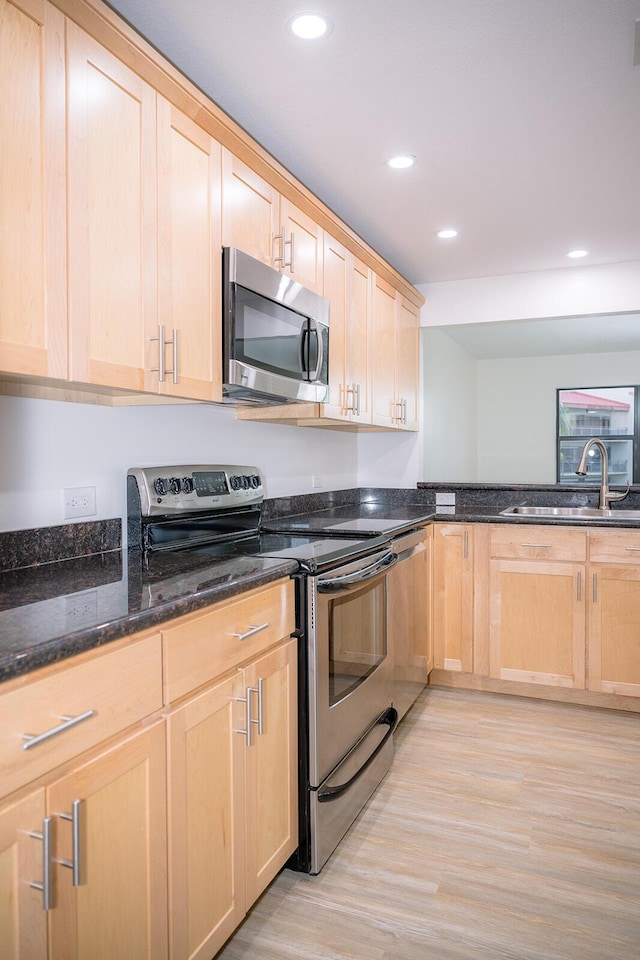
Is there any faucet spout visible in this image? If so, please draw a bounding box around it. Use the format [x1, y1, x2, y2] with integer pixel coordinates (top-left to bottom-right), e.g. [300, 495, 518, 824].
[575, 438, 630, 510]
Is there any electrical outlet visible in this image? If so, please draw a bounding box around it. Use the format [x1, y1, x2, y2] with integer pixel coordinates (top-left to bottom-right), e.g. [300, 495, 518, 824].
[63, 486, 97, 519]
[312, 474, 324, 490]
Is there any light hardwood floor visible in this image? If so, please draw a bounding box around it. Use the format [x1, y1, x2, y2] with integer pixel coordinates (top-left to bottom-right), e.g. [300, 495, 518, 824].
[217, 687, 640, 960]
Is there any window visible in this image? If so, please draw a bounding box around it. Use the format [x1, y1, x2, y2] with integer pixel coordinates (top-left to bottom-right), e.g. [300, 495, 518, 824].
[557, 386, 639, 485]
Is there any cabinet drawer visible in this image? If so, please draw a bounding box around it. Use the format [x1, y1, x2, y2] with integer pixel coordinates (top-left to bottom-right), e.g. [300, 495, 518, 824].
[490, 524, 586, 561]
[163, 579, 295, 703]
[589, 529, 640, 563]
[0, 633, 163, 798]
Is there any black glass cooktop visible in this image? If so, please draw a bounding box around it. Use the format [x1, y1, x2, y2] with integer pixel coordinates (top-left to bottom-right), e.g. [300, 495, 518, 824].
[188, 532, 391, 573]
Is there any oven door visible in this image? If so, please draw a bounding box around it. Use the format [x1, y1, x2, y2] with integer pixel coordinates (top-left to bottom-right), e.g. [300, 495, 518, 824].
[307, 548, 397, 787]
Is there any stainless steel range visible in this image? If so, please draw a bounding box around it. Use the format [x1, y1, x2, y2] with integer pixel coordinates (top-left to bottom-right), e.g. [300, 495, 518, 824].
[127, 464, 399, 874]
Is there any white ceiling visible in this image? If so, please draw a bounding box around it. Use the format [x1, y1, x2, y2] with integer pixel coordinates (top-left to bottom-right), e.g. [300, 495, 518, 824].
[106, 0, 640, 286]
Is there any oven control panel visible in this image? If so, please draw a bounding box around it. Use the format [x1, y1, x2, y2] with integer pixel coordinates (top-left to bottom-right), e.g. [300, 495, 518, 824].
[128, 464, 263, 516]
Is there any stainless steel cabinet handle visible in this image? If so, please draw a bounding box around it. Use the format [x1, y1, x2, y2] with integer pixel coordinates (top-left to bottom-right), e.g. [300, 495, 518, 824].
[29, 816, 52, 911]
[577, 571, 582, 601]
[401, 398, 407, 424]
[22, 710, 95, 751]
[354, 383, 361, 417]
[593, 572, 598, 603]
[247, 677, 264, 736]
[463, 529, 469, 559]
[521, 543, 552, 549]
[151, 325, 166, 381]
[59, 799, 82, 887]
[230, 621, 270, 641]
[234, 690, 253, 746]
[284, 231, 295, 271]
[343, 385, 355, 413]
[273, 227, 286, 265]
[625, 546, 640, 552]
[164, 328, 179, 384]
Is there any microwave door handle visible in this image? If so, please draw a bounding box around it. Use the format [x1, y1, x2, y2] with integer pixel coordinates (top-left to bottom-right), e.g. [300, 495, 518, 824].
[309, 321, 324, 383]
[317, 551, 398, 592]
[299, 326, 309, 377]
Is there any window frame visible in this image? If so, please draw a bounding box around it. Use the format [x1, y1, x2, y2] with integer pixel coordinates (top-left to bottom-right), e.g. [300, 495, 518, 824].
[555, 384, 640, 486]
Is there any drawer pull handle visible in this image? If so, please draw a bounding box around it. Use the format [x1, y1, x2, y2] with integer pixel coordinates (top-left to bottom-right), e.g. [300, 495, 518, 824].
[22, 710, 95, 751]
[521, 543, 551, 548]
[625, 546, 640, 552]
[231, 622, 270, 641]
[59, 799, 82, 886]
[29, 816, 53, 911]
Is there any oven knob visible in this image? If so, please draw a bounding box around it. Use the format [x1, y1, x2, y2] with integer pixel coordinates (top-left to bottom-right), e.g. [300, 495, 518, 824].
[181, 477, 194, 494]
[154, 477, 168, 496]
[241, 475, 251, 489]
[230, 475, 241, 491]
[169, 477, 181, 495]
[250, 475, 261, 489]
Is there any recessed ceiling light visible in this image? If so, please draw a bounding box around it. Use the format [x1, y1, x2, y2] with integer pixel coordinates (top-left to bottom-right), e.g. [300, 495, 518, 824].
[436, 228, 458, 239]
[289, 13, 331, 39]
[567, 249, 589, 258]
[387, 154, 416, 169]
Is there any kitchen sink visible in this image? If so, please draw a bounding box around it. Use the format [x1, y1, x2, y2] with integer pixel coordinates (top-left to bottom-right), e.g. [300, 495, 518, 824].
[500, 505, 640, 520]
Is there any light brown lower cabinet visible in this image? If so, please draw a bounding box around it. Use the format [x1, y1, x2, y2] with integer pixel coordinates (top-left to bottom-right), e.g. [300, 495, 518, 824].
[433, 523, 474, 673]
[0, 723, 168, 960]
[588, 564, 640, 696]
[166, 637, 298, 960]
[0, 789, 48, 960]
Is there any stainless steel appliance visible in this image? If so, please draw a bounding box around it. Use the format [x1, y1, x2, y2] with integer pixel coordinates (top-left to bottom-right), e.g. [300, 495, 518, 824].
[222, 247, 330, 405]
[127, 465, 398, 875]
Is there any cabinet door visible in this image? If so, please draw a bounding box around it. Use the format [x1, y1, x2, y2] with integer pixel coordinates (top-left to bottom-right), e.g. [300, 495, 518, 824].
[66, 21, 157, 390]
[348, 255, 372, 425]
[221, 150, 279, 267]
[322, 234, 350, 420]
[167, 673, 246, 960]
[370, 274, 397, 428]
[0, 789, 47, 960]
[280, 197, 323, 294]
[243, 638, 297, 904]
[489, 560, 586, 688]
[424, 526, 434, 675]
[0, 0, 66, 379]
[589, 564, 640, 696]
[389, 542, 428, 721]
[396, 296, 420, 431]
[433, 524, 474, 672]
[48, 723, 168, 960]
[156, 99, 222, 401]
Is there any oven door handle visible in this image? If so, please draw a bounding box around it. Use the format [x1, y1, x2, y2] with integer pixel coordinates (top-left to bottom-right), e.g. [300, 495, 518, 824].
[317, 551, 398, 592]
[317, 707, 398, 803]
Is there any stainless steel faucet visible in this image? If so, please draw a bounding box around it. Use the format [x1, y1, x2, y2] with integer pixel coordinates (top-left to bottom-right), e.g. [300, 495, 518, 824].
[575, 438, 630, 509]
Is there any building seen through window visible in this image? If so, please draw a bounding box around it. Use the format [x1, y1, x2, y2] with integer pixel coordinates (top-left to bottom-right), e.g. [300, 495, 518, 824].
[557, 386, 638, 485]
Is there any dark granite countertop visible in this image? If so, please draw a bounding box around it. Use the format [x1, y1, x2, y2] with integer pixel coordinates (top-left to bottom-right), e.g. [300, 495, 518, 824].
[263, 502, 435, 537]
[0, 549, 297, 683]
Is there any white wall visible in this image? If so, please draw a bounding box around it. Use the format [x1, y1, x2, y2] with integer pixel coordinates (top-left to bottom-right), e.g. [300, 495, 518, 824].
[420, 327, 477, 482]
[476, 351, 640, 483]
[417, 260, 640, 327]
[0, 396, 358, 534]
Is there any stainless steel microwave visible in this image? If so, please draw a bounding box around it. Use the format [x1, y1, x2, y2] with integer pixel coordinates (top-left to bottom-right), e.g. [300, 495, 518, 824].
[222, 247, 330, 405]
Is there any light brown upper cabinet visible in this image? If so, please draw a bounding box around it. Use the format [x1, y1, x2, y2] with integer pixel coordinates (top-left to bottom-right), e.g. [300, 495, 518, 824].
[155, 99, 222, 402]
[66, 25, 223, 401]
[0, 0, 67, 381]
[322, 234, 372, 424]
[66, 20, 157, 392]
[371, 275, 420, 431]
[222, 150, 324, 294]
